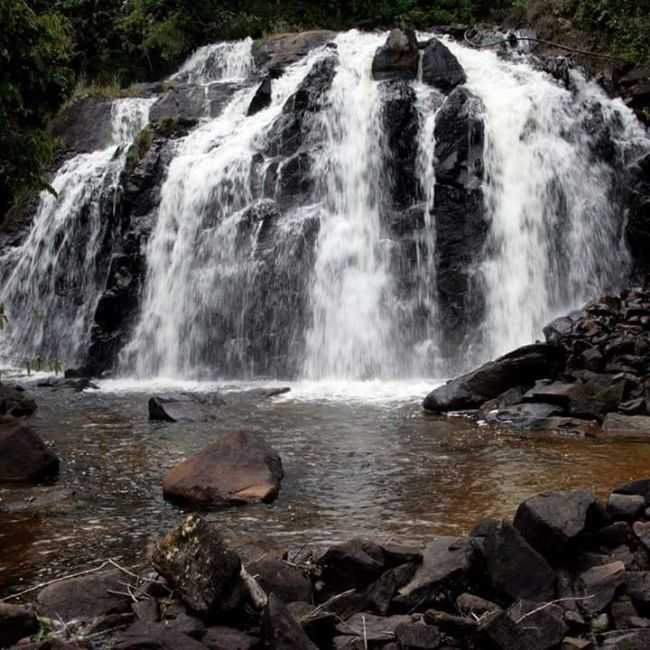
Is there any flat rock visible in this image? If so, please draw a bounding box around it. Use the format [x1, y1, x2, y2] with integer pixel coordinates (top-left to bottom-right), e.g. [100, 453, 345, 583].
[114, 621, 206, 650]
[421, 38, 466, 92]
[252, 31, 336, 76]
[423, 343, 565, 413]
[603, 414, 650, 436]
[599, 629, 650, 648]
[37, 569, 131, 621]
[395, 536, 474, 609]
[336, 613, 412, 642]
[364, 563, 417, 615]
[456, 593, 501, 616]
[614, 479, 650, 504]
[317, 538, 387, 592]
[483, 520, 556, 602]
[248, 558, 312, 604]
[576, 561, 625, 614]
[163, 430, 283, 507]
[151, 515, 242, 616]
[204, 626, 261, 650]
[394, 621, 441, 648]
[0, 419, 58, 483]
[514, 489, 596, 555]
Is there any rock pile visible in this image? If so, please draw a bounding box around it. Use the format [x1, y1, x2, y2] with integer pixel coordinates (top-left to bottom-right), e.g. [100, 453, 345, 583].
[424, 288, 650, 438]
[9, 480, 650, 648]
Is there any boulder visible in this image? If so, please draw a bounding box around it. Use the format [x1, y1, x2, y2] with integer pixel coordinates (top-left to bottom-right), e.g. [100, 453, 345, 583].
[248, 77, 272, 116]
[37, 570, 132, 621]
[114, 622, 206, 650]
[247, 559, 312, 604]
[252, 31, 336, 77]
[0, 603, 39, 647]
[421, 38, 467, 92]
[483, 520, 556, 602]
[317, 538, 387, 593]
[575, 561, 625, 615]
[603, 414, 650, 436]
[371, 29, 419, 81]
[514, 489, 596, 556]
[423, 343, 565, 412]
[162, 431, 283, 507]
[149, 397, 177, 422]
[0, 384, 37, 417]
[395, 537, 474, 610]
[0, 419, 59, 483]
[433, 87, 487, 352]
[264, 594, 318, 650]
[394, 621, 441, 648]
[151, 515, 242, 616]
[608, 493, 645, 520]
[204, 626, 261, 650]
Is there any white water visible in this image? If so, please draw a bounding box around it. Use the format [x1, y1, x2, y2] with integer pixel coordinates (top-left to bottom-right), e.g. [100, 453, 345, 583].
[0, 97, 153, 365]
[2, 31, 647, 379]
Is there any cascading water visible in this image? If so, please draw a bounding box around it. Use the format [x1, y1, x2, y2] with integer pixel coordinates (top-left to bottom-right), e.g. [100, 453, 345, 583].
[0, 97, 153, 366]
[2, 30, 648, 379]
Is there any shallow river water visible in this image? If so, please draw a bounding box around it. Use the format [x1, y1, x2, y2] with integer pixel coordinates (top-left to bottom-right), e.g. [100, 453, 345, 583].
[2, 378, 650, 596]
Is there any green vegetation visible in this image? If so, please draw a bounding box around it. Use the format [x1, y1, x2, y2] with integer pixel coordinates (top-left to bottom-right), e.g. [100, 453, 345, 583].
[1, 0, 648, 218]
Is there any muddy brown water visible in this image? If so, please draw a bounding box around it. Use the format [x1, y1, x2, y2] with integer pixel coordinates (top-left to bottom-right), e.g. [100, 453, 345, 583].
[2, 378, 650, 597]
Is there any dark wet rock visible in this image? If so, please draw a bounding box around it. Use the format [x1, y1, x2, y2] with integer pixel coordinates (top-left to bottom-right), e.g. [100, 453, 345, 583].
[151, 515, 242, 616]
[480, 601, 567, 650]
[0, 419, 59, 483]
[149, 396, 177, 422]
[514, 489, 596, 556]
[614, 479, 650, 504]
[336, 613, 413, 643]
[479, 386, 527, 415]
[248, 558, 312, 604]
[204, 626, 262, 650]
[37, 569, 131, 621]
[49, 96, 114, 158]
[248, 77, 272, 116]
[132, 598, 160, 623]
[394, 621, 441, 648]
[483, 520, 556, 602]
[114, 621, 206, 650]
[433, 87, 487, 352]
[421, 38, 467, 92]
[372, 29, 419, 81]
[524, 381, 588, 406]
[394, 537, 474, 610]
[0, 603, 38, 647]
[317, 538, 387, 593]
[162, 431, 283, 507]
[484, 401, 566, 427]
[165, 612, 206, 639]
[603, 414, 650, 436]
[608, 493, 645, 520]
[150, 82, 241, 122]
[625, 572, 650, 606]
[0, 384, 37, 417]
[252, 31, 336, 77]
[634, 521, 650, 552]
[264, 594, 318, 650]
[456, 593, 501, 616]
[599, 629, 650, 649]
[576, 561, 625, 615]
[364, 563, 417, 615]
[611, 597, 639, 629]
[380, 81, 420, 210]
[424, 609, 477, 634]
[424, 343, 565, 412]
[598, 522, 633, 548]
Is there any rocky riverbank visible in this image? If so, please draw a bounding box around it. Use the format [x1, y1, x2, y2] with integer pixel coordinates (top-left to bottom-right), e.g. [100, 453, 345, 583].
[3, 479, 650, 649]
[424, 288, 650, 439]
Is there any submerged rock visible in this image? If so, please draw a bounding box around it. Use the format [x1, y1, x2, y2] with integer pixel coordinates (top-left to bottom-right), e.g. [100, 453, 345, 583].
[0, 419, 58, 483]
[151, 515, 242, 616]
[371, 29, 419, 81]
[423, 343, 565, 412]
[421, 38, 467, 92]
[162, 431, 283, 507]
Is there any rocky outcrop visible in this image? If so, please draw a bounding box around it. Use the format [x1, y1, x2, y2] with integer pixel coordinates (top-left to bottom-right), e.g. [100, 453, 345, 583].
[162, 431, 284, 507]
[423, 343, 565, 413]
[433, 87, 488, 356]
[150, 82, 241, 122]
[252, 31, 336, 77]
[0, 418, 59, 483]
[371, 29, 419, 82]
[248, 77, 272, 116]
[421, 38, 467, 93]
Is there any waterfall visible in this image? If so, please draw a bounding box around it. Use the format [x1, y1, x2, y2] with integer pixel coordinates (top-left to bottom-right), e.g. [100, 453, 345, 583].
[448, 42, 647, 360]
[2, 30, 647, 379]
[0, 97, 153, 367]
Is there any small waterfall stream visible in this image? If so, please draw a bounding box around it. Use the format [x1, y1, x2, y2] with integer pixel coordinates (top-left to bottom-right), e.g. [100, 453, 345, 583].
[1, 31, 647, 379]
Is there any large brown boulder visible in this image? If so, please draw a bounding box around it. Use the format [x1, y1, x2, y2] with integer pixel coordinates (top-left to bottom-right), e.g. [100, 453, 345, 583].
[162, 431, 283, 507]
[0, 419, 59, 483]
[151, 515, 242, 616]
